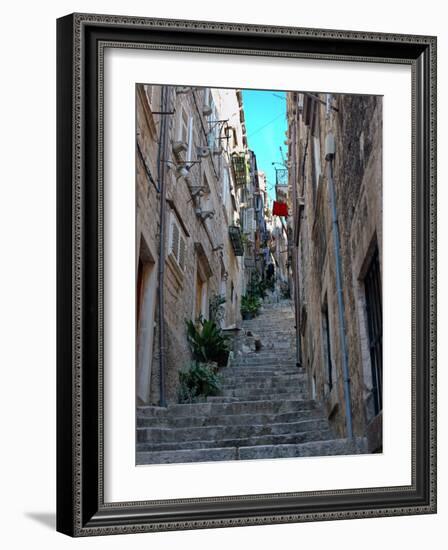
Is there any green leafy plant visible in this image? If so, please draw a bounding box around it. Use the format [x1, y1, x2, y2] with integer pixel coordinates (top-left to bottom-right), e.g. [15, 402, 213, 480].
[186, 318, 230, 366]
[241, 294, 261, 319]
[178, 361, 222, 404]
[247, 272, 268, 299]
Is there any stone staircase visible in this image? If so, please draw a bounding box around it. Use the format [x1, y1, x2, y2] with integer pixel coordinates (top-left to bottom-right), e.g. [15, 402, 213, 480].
[136, 299, 367, 465]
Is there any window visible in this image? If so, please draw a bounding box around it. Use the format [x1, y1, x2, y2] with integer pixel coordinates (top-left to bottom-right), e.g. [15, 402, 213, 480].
[195, 267, 208, 321]
[168, 214, 187, 271]
[313, 136, 322, 191]
[325, 93, 332, 118]
[206, 96, 219, 150]
[177, 104, 189, 144]
[203, 88, 212, 115]
[187, 114, 194, 161]
[242, 207, 254, 235]
[222, 167, 232, 222]
[144, 85, 153, 107]
[322, 298, 334, 393]
[364, 247, 383, 415]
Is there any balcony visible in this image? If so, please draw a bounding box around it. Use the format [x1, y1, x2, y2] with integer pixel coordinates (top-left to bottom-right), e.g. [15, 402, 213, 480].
[228, 225, 244, 256]
[231, 154, 249, 188]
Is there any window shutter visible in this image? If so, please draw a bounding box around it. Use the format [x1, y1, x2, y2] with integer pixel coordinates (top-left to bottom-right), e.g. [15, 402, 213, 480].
[178, 106, 189, 143]
[170, 221, 180, 261]
[178, 235, 186, 271]
[187, 116, 193, 161]
[181, 108, 189, 143]
[247, 208, 255, 233]
[145, 85, 153, 106]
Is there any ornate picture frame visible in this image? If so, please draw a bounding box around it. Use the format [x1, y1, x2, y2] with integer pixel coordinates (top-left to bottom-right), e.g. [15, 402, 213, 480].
[56, 13, 437, 536]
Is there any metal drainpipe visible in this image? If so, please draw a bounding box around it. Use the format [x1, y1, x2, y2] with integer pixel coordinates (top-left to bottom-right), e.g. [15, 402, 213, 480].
[157, 85, 169, 407]
[326, 155, 353, 439]
[290, 119, 302, 367]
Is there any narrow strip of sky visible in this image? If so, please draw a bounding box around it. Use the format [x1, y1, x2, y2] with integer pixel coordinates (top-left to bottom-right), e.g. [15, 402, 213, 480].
[242, 90, 287, 202]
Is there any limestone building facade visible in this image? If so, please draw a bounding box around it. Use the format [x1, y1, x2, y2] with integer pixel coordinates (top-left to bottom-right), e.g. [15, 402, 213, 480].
[286, 91, 383, 451]
[136, 84, 261, 406]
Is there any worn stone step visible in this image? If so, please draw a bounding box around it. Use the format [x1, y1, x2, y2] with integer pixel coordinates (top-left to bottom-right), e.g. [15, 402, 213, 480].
[136, 437, 367, 465]
[228, 358, 298, 364]
[219, 387, 307, 397]
[219, 388, 307, 400]
[137, 428, 335, 451]
[220, 379, 306, 392]
[222, 366, 304, 375]
[242, 323, 294, 328]
[234, 351, 296, 358]
[241, 326, 294, 332]
[136, 447, 238, 465]
[137, 399, 320, 418]
[233, 357, 296, 365]
[219, 374, 307, 384]
[228, 355, 298, 371]
[137, 408, 322, 428]
[206, 392, 307, 403]
[137, 418, 328, 444]
[224, 370, 301, 378]
[230, 363, 298, 371]
[238, 437, 369, 460]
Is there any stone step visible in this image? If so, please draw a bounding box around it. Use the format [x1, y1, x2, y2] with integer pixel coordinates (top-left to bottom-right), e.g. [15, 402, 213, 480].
[232, 353, 296, 358]
[233, 354, 296, 361]
[219, 373, 306, 383]
[222, 366, 304, 374]
[231, 361, 297, 369]
[137, 417, 329, 443]
[137, 447, 237, 464]
[225, 368, 300, 376]
[137, 408, 322, 428]
[137, 398, 320, 418]
[234, 349, 296, 356]
[137, 427, 335, 451]
[242, 317, 295, 323]
[223, 364, 302, 371]
[241, 322, 295, 327]
[136, 438, 367, 465]
[206, 392, 307, 403]
[238, 437, 368, 460]
[220, 379, 307, 391]
[219, 388, 307, 400]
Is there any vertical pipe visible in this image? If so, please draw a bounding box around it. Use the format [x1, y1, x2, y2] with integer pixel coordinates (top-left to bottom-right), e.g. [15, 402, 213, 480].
[157, 85, 169, 407]
[326, 157, 353, 439]
[289, 115, 302, 366]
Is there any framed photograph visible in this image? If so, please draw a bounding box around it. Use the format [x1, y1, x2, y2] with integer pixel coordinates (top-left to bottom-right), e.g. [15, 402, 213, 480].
[57, 13, 437, 536]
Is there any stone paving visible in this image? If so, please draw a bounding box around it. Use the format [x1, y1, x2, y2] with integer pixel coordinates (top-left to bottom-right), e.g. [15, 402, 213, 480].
[136, 298, 367, 464]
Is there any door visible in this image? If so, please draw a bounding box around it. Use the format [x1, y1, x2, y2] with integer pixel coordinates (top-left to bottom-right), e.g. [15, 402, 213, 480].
[136, 257, 157, 404]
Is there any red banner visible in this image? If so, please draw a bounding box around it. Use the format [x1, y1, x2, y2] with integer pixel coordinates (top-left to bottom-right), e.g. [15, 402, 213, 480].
[272, 201, 288, 217]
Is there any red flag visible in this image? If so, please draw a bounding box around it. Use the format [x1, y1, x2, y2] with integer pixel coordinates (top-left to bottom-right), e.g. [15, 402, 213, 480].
[272, 201, 288, 217]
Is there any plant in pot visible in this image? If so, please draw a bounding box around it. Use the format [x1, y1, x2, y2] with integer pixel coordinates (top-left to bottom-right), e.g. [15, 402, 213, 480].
[185, 318, 230, 367]
[241, 294, 261, 320]
[177, 361, 222, 404]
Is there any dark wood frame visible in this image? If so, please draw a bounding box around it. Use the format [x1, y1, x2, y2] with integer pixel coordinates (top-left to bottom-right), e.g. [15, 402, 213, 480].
[57, 13, 437, 536]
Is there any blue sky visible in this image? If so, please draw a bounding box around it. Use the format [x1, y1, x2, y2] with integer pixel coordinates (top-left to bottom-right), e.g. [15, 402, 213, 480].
[242, 90, 287, 203]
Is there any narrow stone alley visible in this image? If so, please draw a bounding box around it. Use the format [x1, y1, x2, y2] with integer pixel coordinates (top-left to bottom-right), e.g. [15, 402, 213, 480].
[137, 297, 367, 464]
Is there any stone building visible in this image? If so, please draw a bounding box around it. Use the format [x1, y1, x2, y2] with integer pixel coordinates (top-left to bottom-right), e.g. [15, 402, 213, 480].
[286, 91, 383, 451]
[136, 84, 261, 406]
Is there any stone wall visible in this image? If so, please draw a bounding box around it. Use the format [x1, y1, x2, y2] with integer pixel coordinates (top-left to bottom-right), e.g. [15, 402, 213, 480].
[136, 85, 253, 406]
[288, 92, 383, 446]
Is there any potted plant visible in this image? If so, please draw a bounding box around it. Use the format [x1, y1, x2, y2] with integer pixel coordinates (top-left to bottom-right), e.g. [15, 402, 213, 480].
[241, 294, 261, 320]
[185, 318, 230, 367]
